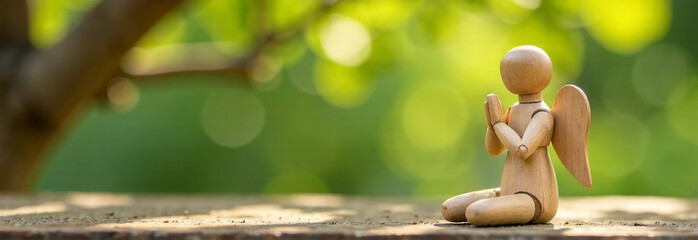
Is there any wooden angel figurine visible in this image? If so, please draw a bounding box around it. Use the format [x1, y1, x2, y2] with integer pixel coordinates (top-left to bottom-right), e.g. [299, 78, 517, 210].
[441, 45, 592, 226]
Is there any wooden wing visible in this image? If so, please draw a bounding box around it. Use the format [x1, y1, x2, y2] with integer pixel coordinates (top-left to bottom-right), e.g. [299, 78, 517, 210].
[551, 85, 592, 189]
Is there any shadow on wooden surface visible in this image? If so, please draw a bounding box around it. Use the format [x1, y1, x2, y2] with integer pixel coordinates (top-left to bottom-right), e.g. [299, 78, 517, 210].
[0, 193, 694, 239]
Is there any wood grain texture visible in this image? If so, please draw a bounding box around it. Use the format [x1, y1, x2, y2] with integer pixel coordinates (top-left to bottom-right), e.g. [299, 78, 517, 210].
[493, 122, 523, 155]
[0, 194, 693, 239]
[466, 194, 535, 226]
[442, 188, 498, 222]
[519, 111, 554, 159]
[484, 101, 509, 156]
[486, 94, 504, 125]
[447, 46, 592, 227]
[551, 84, 592, 189]
[498, 101, 558, 224]
[499, 46, 552, 95]
[485, 124, 506, 156]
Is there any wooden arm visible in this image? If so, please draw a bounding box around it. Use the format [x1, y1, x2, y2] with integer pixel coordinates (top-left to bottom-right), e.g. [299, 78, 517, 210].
[485, 102, 509, 156]
[492, 122, 522, 156]
[485, 128, 505, 156]
[492, 108, 554, 160]
[518, 111, 554, 159]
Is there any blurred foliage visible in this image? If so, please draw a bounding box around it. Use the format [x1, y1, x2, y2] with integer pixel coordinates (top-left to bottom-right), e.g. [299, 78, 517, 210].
[31, 0, 697, 197]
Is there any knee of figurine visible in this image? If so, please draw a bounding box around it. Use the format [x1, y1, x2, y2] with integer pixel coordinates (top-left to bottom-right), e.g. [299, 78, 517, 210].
[464, 199, 488, 225]
[441, 201, 466, 222]
[441, 189, 498, 222]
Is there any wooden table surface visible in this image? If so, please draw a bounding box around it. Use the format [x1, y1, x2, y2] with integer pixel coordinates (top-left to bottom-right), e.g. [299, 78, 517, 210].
[0, 193, 694, 239]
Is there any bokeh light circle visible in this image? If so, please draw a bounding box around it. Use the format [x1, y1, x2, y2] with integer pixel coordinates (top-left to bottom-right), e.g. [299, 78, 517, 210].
[320, 14, 372, 67]
[632, 44, 694, 107]
[582, 0, 671, 54]
[447, 12, 510, 98]
[380, 107, 470, 182]
[668, 83, 698, 145]
[248, 55, 283, 84]
[107, 77, 140, 113]
[401, 83, 468, 151]
[587, 112, 650, 180]
[201, 88, 265, 148]
[314, 60, 372, 108]
[489, 0, 540, 24]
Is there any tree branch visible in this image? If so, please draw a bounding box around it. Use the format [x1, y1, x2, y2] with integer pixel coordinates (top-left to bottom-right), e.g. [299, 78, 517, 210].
[0, 0, 31, 94]
[119, 42, 251, 82]
[122, 0, 343, 82]
[17, 0, 184, 126]
[0, 0, 183, 190]
[0, 0, 29, 45]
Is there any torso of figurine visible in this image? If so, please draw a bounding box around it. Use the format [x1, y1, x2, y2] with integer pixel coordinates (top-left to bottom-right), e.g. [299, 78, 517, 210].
[500, 100, 559, 223]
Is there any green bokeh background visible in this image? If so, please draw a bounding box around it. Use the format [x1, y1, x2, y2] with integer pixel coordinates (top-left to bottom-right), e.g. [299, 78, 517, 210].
[32, 0, 698, 197]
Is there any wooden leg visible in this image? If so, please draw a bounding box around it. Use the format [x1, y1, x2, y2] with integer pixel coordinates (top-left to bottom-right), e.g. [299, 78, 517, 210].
[465, 193, 536, 226]
[441, 188, 499, 222]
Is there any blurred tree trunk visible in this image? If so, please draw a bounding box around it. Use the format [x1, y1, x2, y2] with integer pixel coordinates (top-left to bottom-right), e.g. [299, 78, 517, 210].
[0, 0, 339, 191]
[0, 0, 183, 191]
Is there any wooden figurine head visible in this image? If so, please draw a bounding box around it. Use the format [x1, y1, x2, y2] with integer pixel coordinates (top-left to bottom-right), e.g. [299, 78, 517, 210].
[499, 45, 552, 95]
